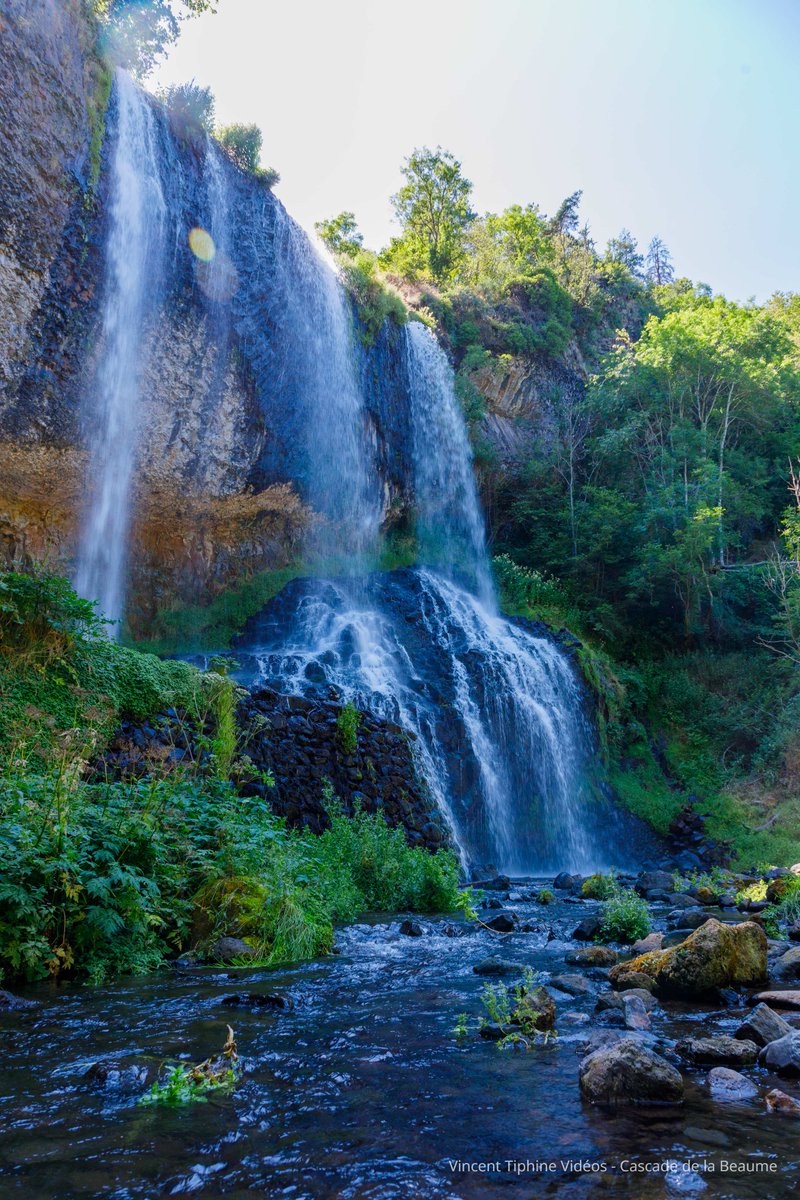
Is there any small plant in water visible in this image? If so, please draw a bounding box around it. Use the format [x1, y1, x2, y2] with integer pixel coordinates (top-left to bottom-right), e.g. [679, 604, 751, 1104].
[453, 1012, 469, 1041]
[535, 888, 555, 905]
[140, 1026, 239, 1106]
[597, 885, 652, 944]
[477, 968, 556, 1051]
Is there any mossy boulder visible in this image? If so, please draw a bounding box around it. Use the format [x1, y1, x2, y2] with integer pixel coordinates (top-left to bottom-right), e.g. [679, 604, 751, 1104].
[191, 875, 268, 944]
[608, 919, 767, 998]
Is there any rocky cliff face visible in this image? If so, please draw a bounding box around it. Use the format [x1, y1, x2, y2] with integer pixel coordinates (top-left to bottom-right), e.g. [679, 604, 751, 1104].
[0, 0, 415, 631]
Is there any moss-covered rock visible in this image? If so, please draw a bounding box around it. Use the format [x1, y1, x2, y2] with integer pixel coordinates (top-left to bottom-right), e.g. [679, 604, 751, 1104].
[608, 919, 767, 998]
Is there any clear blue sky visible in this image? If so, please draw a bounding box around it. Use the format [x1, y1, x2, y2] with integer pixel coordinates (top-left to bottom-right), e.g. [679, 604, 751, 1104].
[152, 0, 799, 302]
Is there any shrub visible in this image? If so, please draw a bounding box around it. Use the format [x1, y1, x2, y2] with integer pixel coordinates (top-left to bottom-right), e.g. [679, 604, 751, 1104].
[157, 79, 215, 140]
[0, 770, 464, 982]
[216, 123, 279, 185]
[597, 886, 652, 943]
[581, 872, 617, 900]
[338, 250, 408, 345]
[336, 702, 361, 755]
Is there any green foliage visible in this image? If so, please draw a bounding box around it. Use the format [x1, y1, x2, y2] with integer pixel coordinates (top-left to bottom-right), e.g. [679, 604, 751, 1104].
[140, 1062, 231, 1105]
[580, 872, 617, 900]
[597, 885, 652, 944]
[86, 59, 112, 201]
[381, 146, 475, 283]
[339, 250, 408, 345]
[93, 0, 216, 78]
[478, 968, 555, 1050]
[157, 79, 215, 139]
[0, 769, 463, 983]
[215, 123, 278, 185]
[535, 888, 555, 905]
[336, 702, 361, 755]
[315, 211, 363, 258]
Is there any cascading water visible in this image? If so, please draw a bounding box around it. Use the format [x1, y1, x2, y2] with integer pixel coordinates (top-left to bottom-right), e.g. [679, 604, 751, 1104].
[75, 70, 166, 627]
[238, 320, 609, 873]
[267, 207, 379, 563]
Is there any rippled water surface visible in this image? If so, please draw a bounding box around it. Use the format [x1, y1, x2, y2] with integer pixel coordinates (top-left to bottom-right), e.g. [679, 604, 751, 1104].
[1, 890, 797, 1199]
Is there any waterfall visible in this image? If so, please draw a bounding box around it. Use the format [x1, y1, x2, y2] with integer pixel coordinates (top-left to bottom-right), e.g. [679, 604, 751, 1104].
[239, 318, 608, 872]
[405, 321, 493, 606]
[268, 207, 380, 563]
[75, 70, 166, 628]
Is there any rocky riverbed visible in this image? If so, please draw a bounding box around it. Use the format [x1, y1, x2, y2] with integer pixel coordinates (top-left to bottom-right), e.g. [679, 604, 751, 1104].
[2, 875, 800, 1198]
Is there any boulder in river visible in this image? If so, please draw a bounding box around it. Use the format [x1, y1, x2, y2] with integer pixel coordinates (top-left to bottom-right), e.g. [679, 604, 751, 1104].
[484, 912, 518, 933]
[399, 919, 425, 937]
[676, 1036, 758, 1067]
[631, 932, 663, 955]
[773, 947, 800, 980]
[210, 937, 259, 964]
[550, 973, 593, 996]
[765, 1088, 800, 1114]
[735, 1002, 793, 1047]
[608, 919, 767, 998]
[623, 994, 651, 1031]
[572, 915, 602, 941]
[0, 989, 37, 1010]
[707, 1067, 758, 1102]
[609, 969, 658, 993]
[554, 872, 581, 891]
[760, 1031, 800, 1076]
[566, 945, 618, 967]
[596, 987, 656, 1013]
[579, 1039, 684, 1106]
[755, 990, 800, 1010]
[473, 956, 518, 976]
[634, 870, 675, 897]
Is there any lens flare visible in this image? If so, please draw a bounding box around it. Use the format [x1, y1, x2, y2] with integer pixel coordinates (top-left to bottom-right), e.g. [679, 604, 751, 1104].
[188, 226, 215, 262]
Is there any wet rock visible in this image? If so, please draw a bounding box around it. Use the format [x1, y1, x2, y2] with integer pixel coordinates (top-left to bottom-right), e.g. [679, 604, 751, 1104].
[210, 937, 258, 964]
[668, 908, 711, 931]
[623, 994, 651, 1031]
[484, 912, 517, 933]
[473, 956, 518, 977]
[0, 989, 37, 1010]
[609, 970, 658, 993]
[481, 897, 504, 910]
[554, 872, 580, 891]
[566, 945, 618, 967]
[483, 874, 512, 891]
[572, 915, 602, 941]
[634, 870, 675, 897]
[631, 932, 663, 955]
[755, 990, 800, 1010]
[579, 1039, 684, 1106]
[608, 919, 767, 998]
[577, 1028, 624, 1056]
[596, 988, 656, 1014]
[760, 1031, 800, 1076]
[676, 1036, 758, 1067]
[670, 894, 701, 909]
[550, 973, 593, 996]
[765, 1087, 800, 1113]
[773, 947, 800, 980]
[84, 1060, 152, 1090]
[441, 923, 464, 938]
[735, 1003, 793, 1047]
[523, 985, 557, 1031]
[399, 919, 424, 937]
[221, 992, 292, 1010]
[707, 1067, 758, 1102]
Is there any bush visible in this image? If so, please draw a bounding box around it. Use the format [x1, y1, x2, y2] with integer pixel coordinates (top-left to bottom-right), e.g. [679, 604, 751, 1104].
[0, 770, 464, 983]
[338, 250, 408, 345]
[157, 79, 215, 140]
[336, 702, 361, 754]
[216, 122, 279, 185]
[581, 872, 617, 900]
[597, 886, 652, 943]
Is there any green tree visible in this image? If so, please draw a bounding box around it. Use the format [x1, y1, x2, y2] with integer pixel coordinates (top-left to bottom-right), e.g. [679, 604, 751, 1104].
[606, 228, 644, 277]
[314, 212, 364, 258]
[646, 236, 674, 285]
[215, 123, 279, 185]
[96, 0, 217, 78]
[157, 80, 215, 138]
[382, 147, 475, 283]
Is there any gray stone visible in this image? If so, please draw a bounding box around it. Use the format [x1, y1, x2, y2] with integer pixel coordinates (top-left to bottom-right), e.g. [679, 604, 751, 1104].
[623, 994, 651, 1030]
[473, 956, 518, 977]
[706, 1067, 758, 1102]
[579, 1039, 684, 1106]
[210, 937, 258, 964]
[760, 1030, 800, 1076]
[550, 973, 593, 996]
[735, 1003, 793, 1048]
[676, 1036, 758, 1067]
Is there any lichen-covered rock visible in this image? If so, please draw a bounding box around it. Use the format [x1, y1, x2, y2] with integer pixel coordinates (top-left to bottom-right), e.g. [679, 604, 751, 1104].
[608, 920, 767, 998]
[676, 1036, 758, 1067]
[579, 1039, 684, 1106]
[609, 969, 658, 993]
